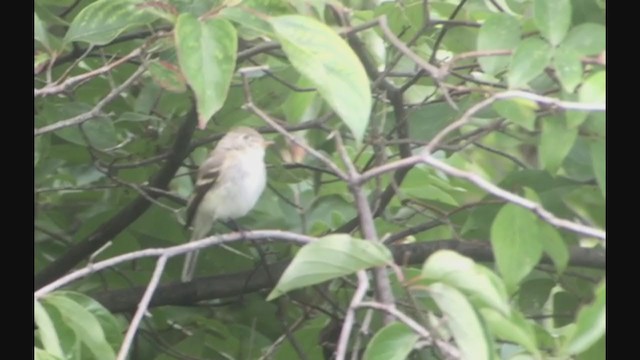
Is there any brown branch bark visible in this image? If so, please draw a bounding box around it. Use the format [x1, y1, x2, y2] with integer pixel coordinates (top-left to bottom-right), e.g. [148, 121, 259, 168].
[90, 241, 605, 313]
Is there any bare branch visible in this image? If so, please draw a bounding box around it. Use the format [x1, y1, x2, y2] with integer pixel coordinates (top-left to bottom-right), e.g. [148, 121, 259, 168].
[334, 133, 396, 324]
[335, 271, 369, 360]
[116, 255, 167, 360]
[34, 230, 316, 298]
[86, 241, 603, 313]
[34, 47, 143, 98]
[358, 301, 461, 359]
[241, 75, 349, 181]
[35, 65, 147, 136]
[419, 153, 606, 241]
[426, 90, 605, 153]
[34, 107, 198, 290]
[377, 17, 441, 79]
[357, 149, 606, 241]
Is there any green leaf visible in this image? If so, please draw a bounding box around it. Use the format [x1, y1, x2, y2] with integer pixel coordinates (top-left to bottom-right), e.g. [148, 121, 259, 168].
[58, 120, 119, 150]
[565, 108, 589, 129]
[553, 291, 579, 327]
[481, 308, 540, 357]
[402, 166, 466, 204]
[282, 76, 319, 123]
[577, 335, 605, 360]
[64, 0, 158, 45]
[272, 320, 325, 360]
[579, 71, 605, 104]
[35, 13, 51, 51]
[508, 38, 552, 89]
[35, 51, 51, 74]
[48, 103, 119, 150]
[34, 348, 64, 360]
[585, 112, 605, 137]
[61, 291, 124, 350]
[374, 2, 426, 44]
[175, 14, 237, 129]
[422, 250, 510, 315]
[564, 282, 606, 354]
[401, 168, 460, 206]
[43, 293, 116, 360]
[477, 14, 521, 75]
[563, 186, 605, 229]
[491, 204, 544, 290]
[554, 45, 583, 93]
[156, 332, 207, 359]
[533, 0, 572, 46]
[518, 279, 555, 314]
[363, 323, 420, 360]
[562, 23, 606, 56]
[442, 26, 477, 53]
[35, 300, 64, 359]
[408, 102, 460, 140]
[493, 99, 538, 131]
[269, 15, 371, 143]
[135, 1, 177, 24]
[220, 6, 274, 38]
[589, 139, 605, 197]
[539, 222, 569, 273]
[429, 283, 491, 360]
[540, 116, 578, 174]
[148, 60, 187, 93]
[35, 2, 70, 26]
[267, 235, 392, 300]
[38, 301, 79, 357]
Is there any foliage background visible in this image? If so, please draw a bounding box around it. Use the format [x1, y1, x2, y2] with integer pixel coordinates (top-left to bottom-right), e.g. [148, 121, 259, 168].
[34, 0, 605, 359]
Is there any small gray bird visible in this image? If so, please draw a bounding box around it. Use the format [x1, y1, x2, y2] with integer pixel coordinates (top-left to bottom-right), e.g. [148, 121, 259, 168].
[182, 127, 272, 282]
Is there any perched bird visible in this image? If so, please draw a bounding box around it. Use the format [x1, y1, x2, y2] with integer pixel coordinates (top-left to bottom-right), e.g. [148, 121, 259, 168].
[182, 127, 272, 282]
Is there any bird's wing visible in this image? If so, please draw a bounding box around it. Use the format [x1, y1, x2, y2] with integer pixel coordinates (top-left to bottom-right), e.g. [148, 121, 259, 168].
[184, 149, 226, 229]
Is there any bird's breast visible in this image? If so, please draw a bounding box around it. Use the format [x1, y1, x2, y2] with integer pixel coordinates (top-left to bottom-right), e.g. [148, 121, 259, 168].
[213, 150, 267, 220]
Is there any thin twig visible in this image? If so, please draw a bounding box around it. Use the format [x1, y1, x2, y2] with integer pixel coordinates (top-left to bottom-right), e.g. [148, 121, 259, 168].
[429, 0, 470, 64]
[335, 271, 369, 360]
[259, 315, 309, 360]
[426, 90, 606, 153]
[377, 17, 441, 79]
[358, 301, 461, 359]
[473, 142, 529, 169]
[35, 65, 147, 136]
[440, 49, 512, 75]
[240, 75, 349, 181]
[334, 133, 396, 324]
[34, 224, 73, 245]
[34, 230, 316, 298]
[35, 47, 143, 97]
[353, 141, 606, 242]
[419, 153, 606, 241]
[377, 16, 459, 110]
[116, 255, 167, 360]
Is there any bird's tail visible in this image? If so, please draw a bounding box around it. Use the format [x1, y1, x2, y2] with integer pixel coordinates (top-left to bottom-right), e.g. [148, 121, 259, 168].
[181, 223, 210, 282]
[181, 249, 199, 282]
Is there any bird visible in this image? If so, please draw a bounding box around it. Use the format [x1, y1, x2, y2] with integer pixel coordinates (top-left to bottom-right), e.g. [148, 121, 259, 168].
[181, 126, 272, 282]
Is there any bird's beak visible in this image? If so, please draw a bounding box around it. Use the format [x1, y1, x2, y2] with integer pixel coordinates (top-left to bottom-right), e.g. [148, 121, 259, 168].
[262, 140, 275, 148]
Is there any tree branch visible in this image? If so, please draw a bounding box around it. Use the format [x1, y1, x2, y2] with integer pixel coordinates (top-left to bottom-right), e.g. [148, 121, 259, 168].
[117, 255, 167, 360]
[35, 65, 147, 136]
[34, 47, 143, 98]
[420, 154, 606, 240]
[335, 271, 369, 360]
[358, 301, 460, 359]
[83, 240, 604, 313]
[34, 105, 198, 290]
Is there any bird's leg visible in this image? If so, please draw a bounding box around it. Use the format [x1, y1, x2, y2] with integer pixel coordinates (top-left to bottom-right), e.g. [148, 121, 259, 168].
[225, 219, 247, 239]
